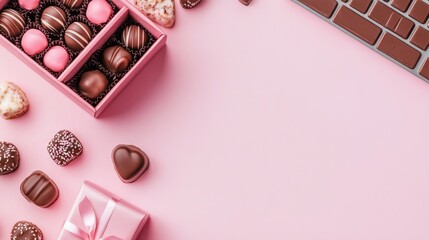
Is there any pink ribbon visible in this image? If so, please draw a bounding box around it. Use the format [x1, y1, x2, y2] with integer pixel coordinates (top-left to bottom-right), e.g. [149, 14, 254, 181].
[64, 196, 122, 240]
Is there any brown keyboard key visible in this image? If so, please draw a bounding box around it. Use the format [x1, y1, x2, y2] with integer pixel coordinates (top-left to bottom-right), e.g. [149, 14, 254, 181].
[369, 1, 414, 39]
[419, 59, 429, 80]
[391, 0, 412, 12]
[410, 27, 429, 50]
[409, 0, 429, 23]
[333, 6, 382, 45]
[350, 0, 372, 13]
[298, 0, 338, 18]
[377, 33, 421, 69]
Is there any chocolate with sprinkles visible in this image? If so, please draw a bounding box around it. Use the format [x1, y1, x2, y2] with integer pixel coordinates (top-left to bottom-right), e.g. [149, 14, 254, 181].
[10, 221, 43, 240]
[0, 141, 20, 175]
[47, 130, 83, 166]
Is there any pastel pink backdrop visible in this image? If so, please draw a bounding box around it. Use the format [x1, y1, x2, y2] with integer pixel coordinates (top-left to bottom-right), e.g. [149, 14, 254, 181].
[1, 0, 429, 239]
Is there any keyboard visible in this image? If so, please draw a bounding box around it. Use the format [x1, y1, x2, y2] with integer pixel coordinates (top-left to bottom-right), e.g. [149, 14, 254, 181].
[292, 0, 429, 82]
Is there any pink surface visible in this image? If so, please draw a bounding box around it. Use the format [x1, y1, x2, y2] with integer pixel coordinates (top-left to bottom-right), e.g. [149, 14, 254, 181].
[2, 0, 429, 239]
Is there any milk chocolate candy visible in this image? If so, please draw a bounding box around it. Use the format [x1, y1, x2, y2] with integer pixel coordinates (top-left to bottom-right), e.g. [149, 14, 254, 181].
[10, 221, 43, 240]
[180, 0, 203, 9]
[47, 130, 83, 166]
[239, 0, 252, 6]
[0, 141, 20, 175]
[112, 144, 149, 183]
[20, 171, 59, 208]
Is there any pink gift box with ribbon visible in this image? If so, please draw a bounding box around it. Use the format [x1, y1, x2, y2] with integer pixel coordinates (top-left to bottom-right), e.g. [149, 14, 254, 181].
[58, 181, 149, 240]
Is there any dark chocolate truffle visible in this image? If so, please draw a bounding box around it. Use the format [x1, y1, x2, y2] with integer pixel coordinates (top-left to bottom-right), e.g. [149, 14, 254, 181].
[112, 144, 150, 183]
[11, 221, 43, 240]
[79, 70, 109, 99]
[121, 25, 148, 49]
[41, 6, 67, 34]
[0, 141, 19, 175]
[47, 130, 83, 166]
[0, 9, 25, 37]
[20, 171, 59, 208]
[180, 0, 204, 9]
[63, 0, 83, 8]
[103, 45, 132, 73]
[65, 22, 92, 51]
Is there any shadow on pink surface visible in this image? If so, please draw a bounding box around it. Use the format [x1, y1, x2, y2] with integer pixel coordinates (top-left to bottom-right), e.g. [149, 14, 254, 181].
[99, 46, 169, 119]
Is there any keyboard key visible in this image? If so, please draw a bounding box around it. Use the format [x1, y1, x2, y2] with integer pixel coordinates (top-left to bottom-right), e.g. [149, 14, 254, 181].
[333, 6, 382, 45]
[298, 0, 338, 18]
[377, 33, 421, 69]
[369, 1, 414, 39]
[409, 0, 429, 23]
[350, 0, 372, 13]
[419, 59, 429, 80]
[410, 27, 429, 50]
[391, 0, 412, 12]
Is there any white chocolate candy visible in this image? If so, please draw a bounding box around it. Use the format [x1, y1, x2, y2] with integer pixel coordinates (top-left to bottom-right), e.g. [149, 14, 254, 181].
[131, 0, 175, 28]
[0, 82, 29, 119]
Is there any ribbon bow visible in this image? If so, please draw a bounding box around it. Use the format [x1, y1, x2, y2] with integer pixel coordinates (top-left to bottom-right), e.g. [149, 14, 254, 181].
[64, 196, 122, 240]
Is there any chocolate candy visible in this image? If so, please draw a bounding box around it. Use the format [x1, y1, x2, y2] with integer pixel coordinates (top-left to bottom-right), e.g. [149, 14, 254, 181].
[112, 144, 150, 183]
[0, 82, 30, 119]
[65, 22, 92, 52]
[43, 46, 69, 72]
[19, 0, 40, 10]
[239, 0, 252, 6]
[103, 45, 132, 73]
[86, 0, 113, 25]
[180, 0, 203, 9]
[0, 141, 19, 175]
[79, 70, 109, 99]
[11, 221, 43, 240]
[41, 6, 67, 34]
[134, 0, 175, 28]
[63, 0, 83, 8]
[20, 171, 59, 208]
[47, 130, 83, 166]
[121, 25, 148, 49]
[0, 9, 25, 37]
[21, 29, 48, 56]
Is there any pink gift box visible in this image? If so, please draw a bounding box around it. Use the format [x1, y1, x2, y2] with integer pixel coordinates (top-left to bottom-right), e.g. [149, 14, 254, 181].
[0, 0, 166, 118]
[58, 181, 149, 240]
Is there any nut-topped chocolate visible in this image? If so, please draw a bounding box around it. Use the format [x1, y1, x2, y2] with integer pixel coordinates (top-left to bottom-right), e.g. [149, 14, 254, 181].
[0, 9, 25, 37]
[121, 25, 148, 49]
[10, 221, 43, 240]
[47, 130, 83, 166]
[65, 22, 92, 52]
[20, 171, 59, 208]
[41, 6, 67, 34]
[103, 45, 132, 73]
[0, 141, 19, 175]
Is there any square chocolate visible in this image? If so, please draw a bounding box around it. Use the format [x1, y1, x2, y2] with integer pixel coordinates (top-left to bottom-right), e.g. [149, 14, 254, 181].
[47, 129, 83, 166]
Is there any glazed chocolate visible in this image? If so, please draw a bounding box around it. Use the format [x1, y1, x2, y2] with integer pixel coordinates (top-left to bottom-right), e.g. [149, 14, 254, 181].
[47, 130, 83, 166]
[112, 144, 149, 183]
[79, 70, 109, 99]
[121, 25, 147, 49]
[11, 221, 43, 240]
[0, 9, 25, 37]
[41, 6, 67, 34]
[103, 45, 132, 73]
[63, 0, 83, 8]
[65, 22, 92, 52]
[180, 0, 203, 9]
[20, 171, 59, 208]
[0, 141, 19, 175]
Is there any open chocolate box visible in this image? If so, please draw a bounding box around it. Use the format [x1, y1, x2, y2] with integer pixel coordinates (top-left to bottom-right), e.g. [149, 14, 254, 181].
[0, 0, 166, 117]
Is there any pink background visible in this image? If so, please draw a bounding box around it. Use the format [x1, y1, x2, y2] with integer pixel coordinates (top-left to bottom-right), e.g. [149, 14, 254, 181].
[2, 0, 429, 239]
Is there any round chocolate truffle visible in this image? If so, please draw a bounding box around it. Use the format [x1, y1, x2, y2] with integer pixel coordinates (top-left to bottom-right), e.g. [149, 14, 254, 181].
[43, 46, 69, 72]
[21, 29, 48, 56]
[121, 25, 147, 49]
[79, 70, 109, 99]
[19, 0, 40, 10]
[41, 6, 67, 34]
[65, 22, 92, 52]
[0, 9, 25, 37]
[63, 0, 83, 8]
[86, 0, 113, 25]
[103, 45, 132, 73]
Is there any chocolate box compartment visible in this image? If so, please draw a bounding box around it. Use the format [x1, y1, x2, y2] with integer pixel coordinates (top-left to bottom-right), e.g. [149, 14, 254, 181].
[0, 0, 166, 118]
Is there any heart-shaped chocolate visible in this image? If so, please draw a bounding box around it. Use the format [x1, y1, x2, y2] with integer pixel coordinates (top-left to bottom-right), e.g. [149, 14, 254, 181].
[112, 144, 149, 183]
[0, 82, 29, 119]
[180, 0, 204, 9]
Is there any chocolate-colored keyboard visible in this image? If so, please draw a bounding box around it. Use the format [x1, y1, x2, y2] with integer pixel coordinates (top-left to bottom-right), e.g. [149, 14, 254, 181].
[293, 0, 429, 82]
